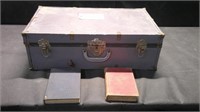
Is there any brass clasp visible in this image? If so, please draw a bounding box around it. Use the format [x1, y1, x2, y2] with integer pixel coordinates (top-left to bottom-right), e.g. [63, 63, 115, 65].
[136, 39, 147, 57]
[38, 38, 51, 57]
[87, 38, 106, 57]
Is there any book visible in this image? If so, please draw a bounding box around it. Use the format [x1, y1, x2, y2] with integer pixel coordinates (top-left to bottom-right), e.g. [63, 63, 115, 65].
[105, 68, 139, 102]
[44, 68, 80, 104]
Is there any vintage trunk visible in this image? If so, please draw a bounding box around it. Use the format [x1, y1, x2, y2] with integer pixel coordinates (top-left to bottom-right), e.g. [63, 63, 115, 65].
[22, 6, 165, 70]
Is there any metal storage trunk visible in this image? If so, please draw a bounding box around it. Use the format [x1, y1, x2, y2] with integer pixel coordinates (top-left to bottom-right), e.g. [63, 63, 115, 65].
[22, 6, 165, 70]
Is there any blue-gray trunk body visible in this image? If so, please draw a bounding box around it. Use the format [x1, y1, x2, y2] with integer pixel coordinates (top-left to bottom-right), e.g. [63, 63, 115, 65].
[22, 6, 164, 70]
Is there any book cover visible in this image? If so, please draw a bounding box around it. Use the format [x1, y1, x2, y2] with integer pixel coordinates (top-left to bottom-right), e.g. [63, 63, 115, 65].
[105, 68, 139, 102]
[44, 68, 80, 104]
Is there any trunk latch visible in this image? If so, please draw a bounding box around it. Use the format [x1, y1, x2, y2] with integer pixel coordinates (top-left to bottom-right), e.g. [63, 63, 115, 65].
[38, 38, 51, 57]
[87, 38, 106, 57]
[136, 39, 147, 57]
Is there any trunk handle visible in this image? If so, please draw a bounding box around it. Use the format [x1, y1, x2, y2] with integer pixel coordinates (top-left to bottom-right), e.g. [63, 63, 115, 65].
[83, 49, 111, 62]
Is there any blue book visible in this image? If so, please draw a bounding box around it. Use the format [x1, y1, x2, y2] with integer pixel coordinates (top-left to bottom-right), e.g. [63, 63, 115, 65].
[44, 68, 80, 104]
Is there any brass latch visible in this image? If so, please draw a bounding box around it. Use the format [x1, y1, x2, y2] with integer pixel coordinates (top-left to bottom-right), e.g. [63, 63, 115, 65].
[87, 38, 106, 56]
[136, 39, 147, 57]
[38, 39, 51, 57]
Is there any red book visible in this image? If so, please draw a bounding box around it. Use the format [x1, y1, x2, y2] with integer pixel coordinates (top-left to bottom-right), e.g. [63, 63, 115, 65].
[105, 68, 139, 102]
